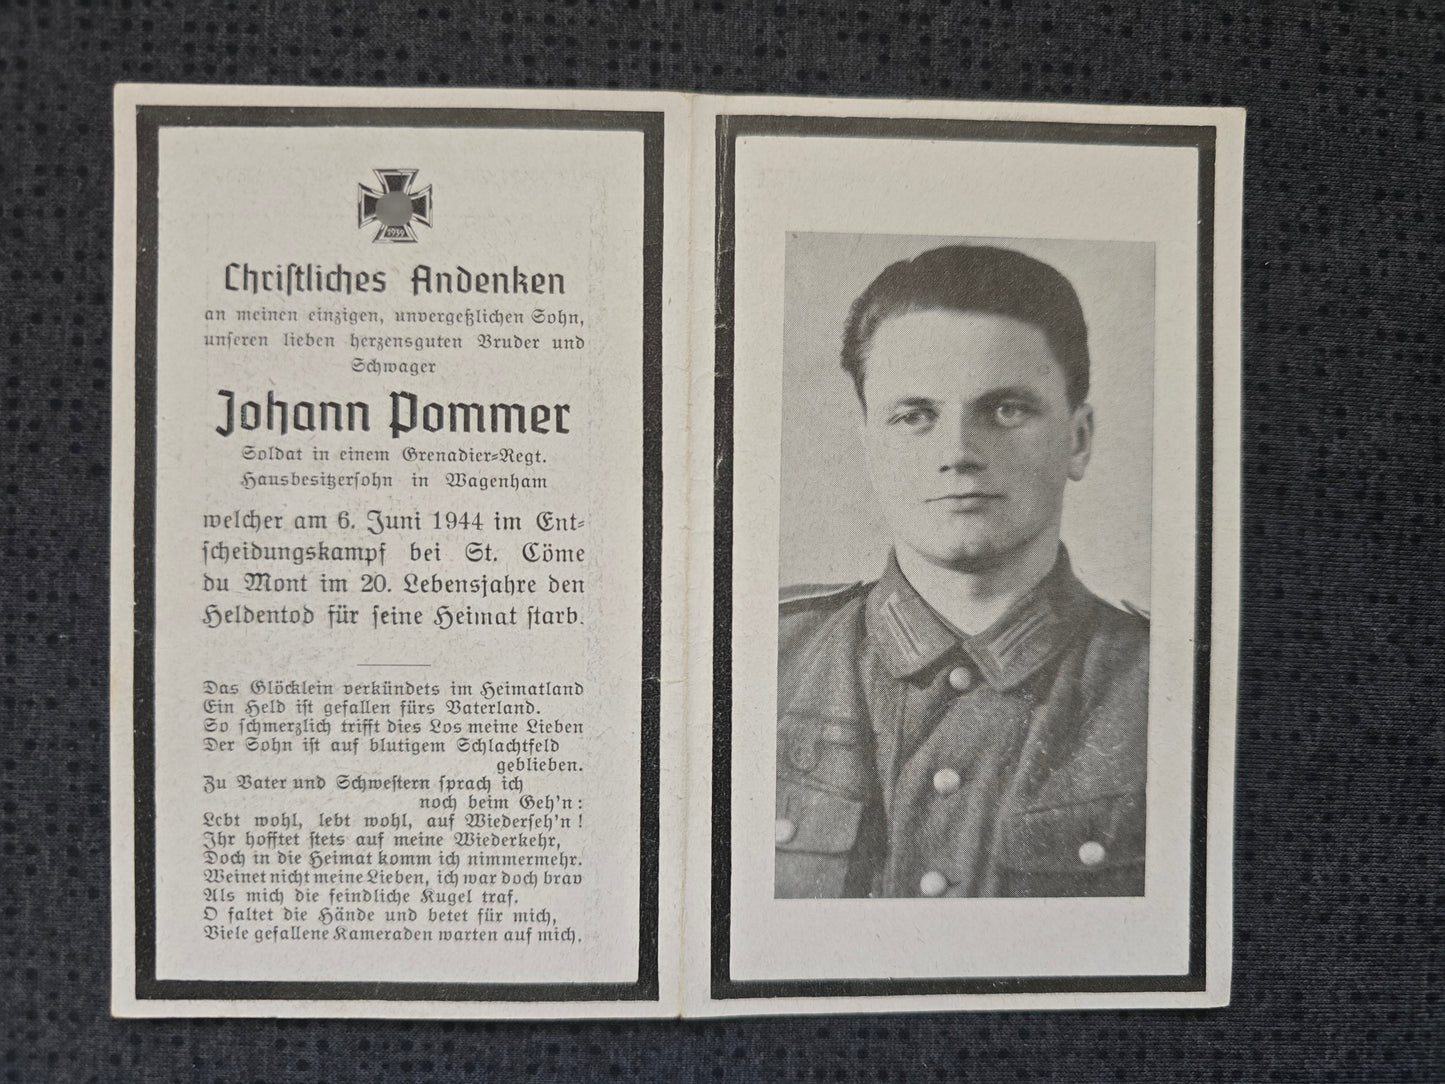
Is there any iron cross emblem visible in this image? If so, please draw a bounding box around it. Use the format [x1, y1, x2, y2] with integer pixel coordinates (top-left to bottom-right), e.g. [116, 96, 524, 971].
[357, 169, 433, 243]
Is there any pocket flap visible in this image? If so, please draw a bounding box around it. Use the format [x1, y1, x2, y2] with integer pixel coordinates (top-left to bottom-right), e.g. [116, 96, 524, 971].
[776, 782, 864, 855]
[1002, 792, 1144, 875]
[778, 713, 861, 770]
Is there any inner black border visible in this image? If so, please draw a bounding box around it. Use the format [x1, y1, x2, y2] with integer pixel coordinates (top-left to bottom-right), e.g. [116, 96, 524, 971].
[132, 105, 664, 1003]
[711, 115, 1217, 1000]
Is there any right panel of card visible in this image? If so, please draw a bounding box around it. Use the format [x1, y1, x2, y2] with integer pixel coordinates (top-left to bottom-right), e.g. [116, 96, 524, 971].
[691, 99, 1243, 1014]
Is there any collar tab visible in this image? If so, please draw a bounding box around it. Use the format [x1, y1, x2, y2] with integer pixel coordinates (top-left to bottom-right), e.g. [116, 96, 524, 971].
[865, 549, 1086, 690]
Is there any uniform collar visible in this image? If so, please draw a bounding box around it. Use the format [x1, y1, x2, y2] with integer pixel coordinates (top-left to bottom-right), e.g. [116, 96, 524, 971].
[864, 547, 1086, 690]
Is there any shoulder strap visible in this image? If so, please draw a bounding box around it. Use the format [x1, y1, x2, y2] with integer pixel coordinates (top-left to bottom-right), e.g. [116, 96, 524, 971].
[779, 581, 869, 612]
[1120, 599, 1151, 621]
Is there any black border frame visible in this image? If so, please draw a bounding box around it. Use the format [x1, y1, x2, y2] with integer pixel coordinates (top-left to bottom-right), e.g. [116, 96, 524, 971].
[132, 105, 664, 1004]
[710, 114, 1216, 1000]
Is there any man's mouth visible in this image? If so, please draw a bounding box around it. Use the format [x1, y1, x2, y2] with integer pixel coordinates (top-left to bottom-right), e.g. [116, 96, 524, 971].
[926, 493, 1003, 509]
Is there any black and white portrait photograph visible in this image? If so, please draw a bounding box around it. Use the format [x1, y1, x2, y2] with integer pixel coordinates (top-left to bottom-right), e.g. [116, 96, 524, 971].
[774, 234, 1155, 901]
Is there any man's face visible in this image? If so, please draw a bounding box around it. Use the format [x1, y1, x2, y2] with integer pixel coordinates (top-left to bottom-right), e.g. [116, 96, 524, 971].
[859, 309, 1093, 574]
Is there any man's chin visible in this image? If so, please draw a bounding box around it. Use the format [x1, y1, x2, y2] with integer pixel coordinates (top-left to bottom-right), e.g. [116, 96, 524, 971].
[905, 539, 1012, 574]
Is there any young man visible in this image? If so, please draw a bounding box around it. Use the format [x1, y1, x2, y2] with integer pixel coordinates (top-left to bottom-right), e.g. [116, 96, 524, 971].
[775, 244, 1149, 899]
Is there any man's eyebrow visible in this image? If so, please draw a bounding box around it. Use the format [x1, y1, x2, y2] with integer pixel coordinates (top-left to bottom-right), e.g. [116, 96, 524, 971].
[878, 396, 947, 410]
[884, 395, 941, 410]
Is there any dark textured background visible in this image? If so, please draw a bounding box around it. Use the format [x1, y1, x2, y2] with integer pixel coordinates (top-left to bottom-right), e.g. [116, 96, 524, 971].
[1, 1, 1440, 1080]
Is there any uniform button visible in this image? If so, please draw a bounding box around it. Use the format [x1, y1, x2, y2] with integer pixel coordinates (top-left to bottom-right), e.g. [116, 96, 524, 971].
[820, 722, 852, 744]
[787, 734, 818, 771]
[1078, 840, 1106, 867]
[947, 666, 973, 692]
[932, 767, 962, 795]
[774, 818, 796, 845]
[919, 871, 949, 897]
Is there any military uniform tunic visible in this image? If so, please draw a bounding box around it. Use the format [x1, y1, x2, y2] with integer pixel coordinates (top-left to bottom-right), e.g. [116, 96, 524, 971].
[775, 549, 1149, 899]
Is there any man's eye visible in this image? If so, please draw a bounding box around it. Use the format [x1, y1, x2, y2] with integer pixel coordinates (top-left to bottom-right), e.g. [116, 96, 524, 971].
[993, 402, 1031, 427]
[889, 408, 935, 429]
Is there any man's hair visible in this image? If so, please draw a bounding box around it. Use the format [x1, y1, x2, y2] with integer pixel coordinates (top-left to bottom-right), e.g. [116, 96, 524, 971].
[840, 244, 1091, 408]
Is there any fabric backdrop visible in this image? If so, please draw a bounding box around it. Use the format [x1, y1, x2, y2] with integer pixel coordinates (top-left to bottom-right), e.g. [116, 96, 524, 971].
[1, 2, 1439, 1080]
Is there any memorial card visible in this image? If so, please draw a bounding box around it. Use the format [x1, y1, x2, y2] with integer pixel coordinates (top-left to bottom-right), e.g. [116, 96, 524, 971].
[112, 86, 1242, 1017]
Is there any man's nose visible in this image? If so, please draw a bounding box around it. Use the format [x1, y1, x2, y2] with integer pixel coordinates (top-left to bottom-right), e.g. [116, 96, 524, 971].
[938, 413, 988, 473]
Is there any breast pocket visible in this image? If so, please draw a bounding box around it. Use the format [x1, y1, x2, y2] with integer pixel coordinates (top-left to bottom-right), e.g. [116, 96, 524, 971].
[774, 714, 875, 898]
[774, 780, 865, 899]
[1000, 791, 1145, 897]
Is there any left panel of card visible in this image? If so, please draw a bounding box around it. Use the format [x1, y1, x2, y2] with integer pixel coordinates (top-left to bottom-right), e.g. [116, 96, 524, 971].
[111, 86, 686, 1019]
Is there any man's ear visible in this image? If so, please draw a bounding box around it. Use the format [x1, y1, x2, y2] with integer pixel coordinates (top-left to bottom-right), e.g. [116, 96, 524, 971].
[1067, 403, 1094, 482]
